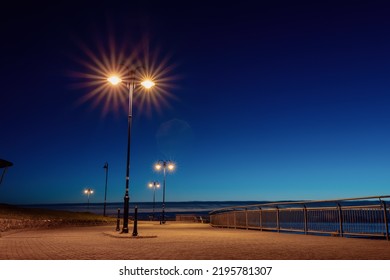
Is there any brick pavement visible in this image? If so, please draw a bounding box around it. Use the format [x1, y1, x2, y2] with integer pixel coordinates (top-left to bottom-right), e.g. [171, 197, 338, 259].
[1, 222, 390, 260]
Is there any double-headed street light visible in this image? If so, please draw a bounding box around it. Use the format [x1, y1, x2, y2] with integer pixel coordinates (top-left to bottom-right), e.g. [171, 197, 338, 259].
[108, 69, 155, 233]
[84, 188, 94, 209]
[148, 181, 160, 219]
[154, 160, 175, 224]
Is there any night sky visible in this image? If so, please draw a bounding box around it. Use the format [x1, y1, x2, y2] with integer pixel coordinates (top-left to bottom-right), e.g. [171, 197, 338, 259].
[1, 1, 390, 204]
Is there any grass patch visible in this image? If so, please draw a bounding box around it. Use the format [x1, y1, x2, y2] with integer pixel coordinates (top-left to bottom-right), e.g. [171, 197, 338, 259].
[0, 203, 116, 232]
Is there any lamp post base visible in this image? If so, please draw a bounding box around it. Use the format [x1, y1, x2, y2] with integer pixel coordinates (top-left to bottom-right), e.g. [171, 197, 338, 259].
[122, 193, 129, 233]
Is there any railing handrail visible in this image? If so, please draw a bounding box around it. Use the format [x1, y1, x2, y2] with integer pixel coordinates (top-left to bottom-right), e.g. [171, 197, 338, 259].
[209, 195, 390, 215]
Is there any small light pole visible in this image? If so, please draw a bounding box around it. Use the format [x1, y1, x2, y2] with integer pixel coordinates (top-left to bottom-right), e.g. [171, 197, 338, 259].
[154, 160, 175, 224]
[132, 206, 138, 237]
[103, 162, 109, 216]
[116, 208, 121, 231]
[84, 188, 94, 209]
[148, 181, 160, 219]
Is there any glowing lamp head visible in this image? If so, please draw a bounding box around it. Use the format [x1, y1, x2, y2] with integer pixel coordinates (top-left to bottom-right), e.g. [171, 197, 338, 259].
[167, 163, 175, 171]
[84, 189, 93, 194]
[155, 163, 162, 171]
[148, 183, 153, 188]
[156, 183, 161, 188]
[107, 76, 122, 85]
[141, 79, 155, 89]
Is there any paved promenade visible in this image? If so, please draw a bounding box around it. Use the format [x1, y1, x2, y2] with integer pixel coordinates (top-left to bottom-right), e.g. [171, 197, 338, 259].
[1, 222, 389, 259]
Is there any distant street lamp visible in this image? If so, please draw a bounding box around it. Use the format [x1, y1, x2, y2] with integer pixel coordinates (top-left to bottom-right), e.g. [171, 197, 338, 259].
[154, 160, 176, 224]
[84, 188, 94, 209]
[103, 162, 109, 216]
[148, 181, 160, 219]
[108, 69, 155, 233]
[0, 159, 13, 186]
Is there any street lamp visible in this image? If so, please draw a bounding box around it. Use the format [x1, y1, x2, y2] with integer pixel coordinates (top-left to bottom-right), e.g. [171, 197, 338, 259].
[103, 162, 109, 216]
[154, 160, 176, 224]
[0, 159, 13, 186]
[84, 188, 94, 209]
[108, 69, 155, 233]
[148, 181, 160, 219]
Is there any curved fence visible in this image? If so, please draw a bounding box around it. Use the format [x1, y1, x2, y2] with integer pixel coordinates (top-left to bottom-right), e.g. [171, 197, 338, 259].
[209, 195, 390, 240]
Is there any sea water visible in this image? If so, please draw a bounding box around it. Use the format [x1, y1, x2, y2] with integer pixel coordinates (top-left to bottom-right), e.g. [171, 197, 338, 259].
[21, 201, 265, 219]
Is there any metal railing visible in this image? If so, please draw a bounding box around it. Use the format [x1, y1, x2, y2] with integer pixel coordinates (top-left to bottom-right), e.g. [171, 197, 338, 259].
[209, 195, 390, 240]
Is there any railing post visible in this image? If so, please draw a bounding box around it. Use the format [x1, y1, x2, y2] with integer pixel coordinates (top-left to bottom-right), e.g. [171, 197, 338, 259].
[245, 208, 248, 230]
[382, 201, 389, 241]
[303, 205, 308, 235]
[276, 206, 280, 232]
[259, 207, 262, 231]
[337, 203, 344, 237]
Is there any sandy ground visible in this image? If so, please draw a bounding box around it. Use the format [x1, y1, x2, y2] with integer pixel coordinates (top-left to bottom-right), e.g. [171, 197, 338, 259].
[0, 221, 389, 260]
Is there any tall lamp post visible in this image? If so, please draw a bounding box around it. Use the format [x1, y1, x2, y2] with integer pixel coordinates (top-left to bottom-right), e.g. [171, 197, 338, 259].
[84, 188, 94, 209]
[103, 162, 109, 216]
[108, 70, 155, 233]
[155, 160, 175, 224]
[148, 181, 160, 219]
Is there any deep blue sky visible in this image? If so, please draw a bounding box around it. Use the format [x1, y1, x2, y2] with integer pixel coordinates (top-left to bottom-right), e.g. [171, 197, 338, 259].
[1, 1, 390, 204]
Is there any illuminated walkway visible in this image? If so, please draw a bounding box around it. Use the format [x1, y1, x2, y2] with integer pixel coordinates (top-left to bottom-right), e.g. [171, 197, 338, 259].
[0, 222, 389, 259]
